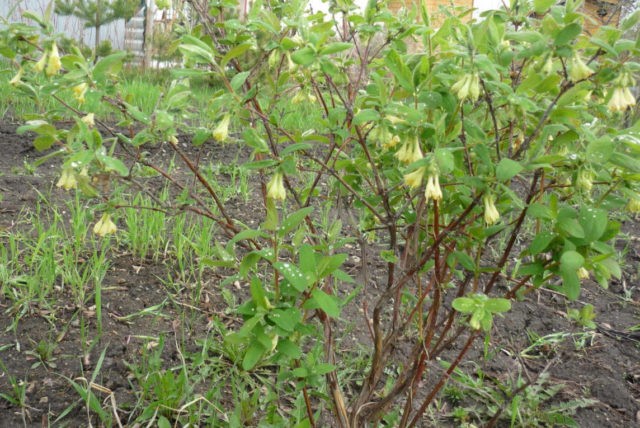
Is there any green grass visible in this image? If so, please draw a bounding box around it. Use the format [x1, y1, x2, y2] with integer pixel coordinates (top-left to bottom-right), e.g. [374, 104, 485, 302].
[0, 61, 219, 124]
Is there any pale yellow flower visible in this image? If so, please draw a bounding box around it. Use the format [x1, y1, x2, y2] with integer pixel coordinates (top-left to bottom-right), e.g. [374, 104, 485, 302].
[266, 172, 286, 201]
[212, 114, 230, 142]
[403, 166, 426, 189]
[541, 56, 554, 75]
[577, 267, 589, 280]
[56, 168, 77, 190]
[451, 73, 481, 102]
[424, 174, 443, 202]
[627, 196, 640, 213]
[384, 134, 400, 150]
[9, 67, 23, 85]
[81, 113, 95, 127]
[45, 42, 62, 76]
[93, 214, 117, 236]
[576, 170, 593, 193]
[72, 83, 88, 104]
[291, 90, 306, 104]
[607, 86, 636, 112]
[568, 55, 594, 82]
[483, 195, 500, 225]
[34, 51, 47, 72]
[395, 137, 423, 164]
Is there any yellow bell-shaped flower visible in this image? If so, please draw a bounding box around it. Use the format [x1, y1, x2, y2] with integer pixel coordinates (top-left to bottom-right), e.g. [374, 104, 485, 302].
[266, 172, 286, 201]
[45, 43, 62, 76]
[93, 214, 117, 237]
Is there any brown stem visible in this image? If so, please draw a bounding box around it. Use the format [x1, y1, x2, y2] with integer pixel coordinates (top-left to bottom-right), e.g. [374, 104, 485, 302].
[407, 332, 479, 427]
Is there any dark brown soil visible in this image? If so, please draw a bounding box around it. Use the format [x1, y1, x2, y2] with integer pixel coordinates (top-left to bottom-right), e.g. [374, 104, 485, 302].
[0, 121, 638, 427]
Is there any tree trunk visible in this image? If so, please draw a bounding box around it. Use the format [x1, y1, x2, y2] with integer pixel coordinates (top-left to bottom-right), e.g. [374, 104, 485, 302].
[95, 0, 101, 52]
[143, 0, 154, 69]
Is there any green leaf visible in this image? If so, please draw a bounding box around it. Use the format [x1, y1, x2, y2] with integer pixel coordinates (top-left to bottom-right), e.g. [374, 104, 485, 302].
[610, 152, 640, 173]
[243, 159, 279, 170]
[435, 148, 454, 174]
[242, 341, 265, 371]
[452, 297, 475, 314]
[291, 46, 316, 65]
[496, 158, 523, 181]
[92, 51, 126, 82]
[558, 217, 585, 239]
[318, 253, 348, 279]
[158, 416, 171, 428]
[250, 276, 270, 310]
[274, 261, 308, 292]
[578, 207, 607, 243]
[281, 143, 313, 156]
[527, 203, 554, 220]
[230, 71, 250, 91]
[453, 251, 476, 271]
[222, 42, 253, 67]
[231, 229, 268, 245]
[179, 35, 215, 63]
[484, 298, 511, 313]
[385, 49, 413, 92]
[559, 269, 581, 301]
[276, 338, 301, 359]
[239, 252, 261, 278]
[269, 308, 301, 332]
[33, 134, 56, 151]
[354, 109, 380, 125]
[96, 154, 128, 176]
[554, 23, 582, 46]
[319, 42, 352, 55]
[586, 138, 613, 163]
[313, 363, 337, 375]
[534, 0, 556, 14]
[529, 231, 555, 255]
[308, 289, 340, 318]
[560, 250, 584, 271]
[279, 207, 313, 236]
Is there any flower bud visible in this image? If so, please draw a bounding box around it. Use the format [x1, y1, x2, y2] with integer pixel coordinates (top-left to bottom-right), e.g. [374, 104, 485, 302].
[266, 172, 286, 201]
[291, 90, 306, 104]
[483, 195, 500, 225]
[469, 73, 481, 101]
[46, 42, 62, 76]
[577, 267, 589, 280]
[541, 56, 554, 75]
[403, 166, 425, 189]
[212, 114, 230, 142]
[34, 51, 47, 72]
[576, 169, 593, 193]
[81, 113, 95, 127]
[627, 196, 640, 213]
[72, 83, 88, 104]
[93, 214, 117, 237]
[9, 68, 23, 85]
[424, 173, 443, 201]
[451, 74, 470, 100]
[568, 54, 594, 83]
[286, 52, 296, 71]
[56, 168, 77, 190]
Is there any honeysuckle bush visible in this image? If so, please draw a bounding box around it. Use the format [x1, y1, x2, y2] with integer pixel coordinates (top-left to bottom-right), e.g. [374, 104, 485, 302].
[2, 0, 640, 425]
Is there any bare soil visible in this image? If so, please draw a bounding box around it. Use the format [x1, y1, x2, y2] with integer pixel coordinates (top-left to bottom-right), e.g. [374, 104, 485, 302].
[0, 121, 638, 427]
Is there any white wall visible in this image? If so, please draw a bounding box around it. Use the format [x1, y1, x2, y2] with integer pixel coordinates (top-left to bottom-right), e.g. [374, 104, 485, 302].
[1, 0, 126, 49]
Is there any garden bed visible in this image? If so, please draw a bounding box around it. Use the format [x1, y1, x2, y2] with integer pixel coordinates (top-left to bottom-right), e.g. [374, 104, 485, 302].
[0, 120, 639, 427]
